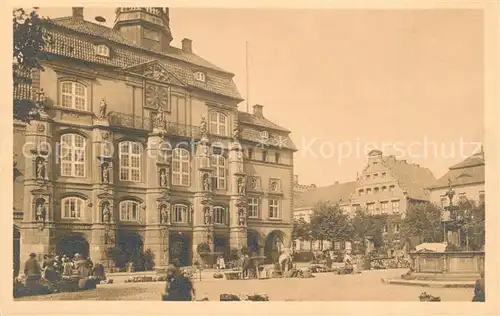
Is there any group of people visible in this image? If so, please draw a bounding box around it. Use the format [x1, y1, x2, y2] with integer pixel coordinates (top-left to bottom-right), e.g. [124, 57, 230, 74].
[22, 252, 106, 287]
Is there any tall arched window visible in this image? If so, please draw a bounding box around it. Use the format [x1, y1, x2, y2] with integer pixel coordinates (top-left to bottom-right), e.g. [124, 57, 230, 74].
[209, 112, 227, 136]
[60, 81, 88, 110]
[211, 154, 226, 190]
[60, 134, 86, 177]
[172, 204, 188, 223]
[61, 197, 85, 219]
[119, 200, 139, 221]
[172, 148, 190, 186]
[119, 141, 142, 182]
[213, 206, 226, 225]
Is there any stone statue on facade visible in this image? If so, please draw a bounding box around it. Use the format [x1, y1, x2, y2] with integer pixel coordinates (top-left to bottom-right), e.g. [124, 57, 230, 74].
[203, 173, 211, 191]
[101, 163, 109, 184]
[35, 201, 46, 222]
[237, 177, 246, 195]
[232, 125, 240, 140]
[204, 206, 212, 225]
[238, 207, 246, 226]
[102, 203, 111, 223]
[159, 168, 167, 187]
[160, 204, 169, 224]
[99, 97, 107, 119]
[36, 158, 46, 180]
[153, 106, 165, 130]
[200, 116, 208, 139]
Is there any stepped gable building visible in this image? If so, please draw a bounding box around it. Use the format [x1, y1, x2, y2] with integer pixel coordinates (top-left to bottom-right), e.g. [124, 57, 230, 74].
[13, 7, 297, 269]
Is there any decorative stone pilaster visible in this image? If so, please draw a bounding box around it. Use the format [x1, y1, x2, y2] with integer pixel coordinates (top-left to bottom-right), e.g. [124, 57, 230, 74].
[192, 124, 214, 265]
[20, 90, 56, 263]
[144, 121, 170, 269]
[228, 133, 247, 250]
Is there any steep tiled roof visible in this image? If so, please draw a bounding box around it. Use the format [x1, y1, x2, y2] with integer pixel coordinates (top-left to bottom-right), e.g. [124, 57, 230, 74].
[44, 17, 242, 100]
[429, 152, 485, 189]
[238, 111, 291, 133]
[294, 182, 357, 209]
[384, 157, 436, 201]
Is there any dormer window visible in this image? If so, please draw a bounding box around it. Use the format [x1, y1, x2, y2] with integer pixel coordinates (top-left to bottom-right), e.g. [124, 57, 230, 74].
[260, 130, 269, 139]
[95, 44, 110, 57]
[194, 71, 206, 82]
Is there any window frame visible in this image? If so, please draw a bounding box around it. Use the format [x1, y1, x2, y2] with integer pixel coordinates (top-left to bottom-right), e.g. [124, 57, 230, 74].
[268, 199, 280, 220]
[171, 148, 190, 186]
[61, 197, 85, 219]
[95, 44, 110, 57]
[213, 206, 226, 225]
[209, 111, 228, 136]
[194, 71, 206, 82]
[172, 204, 189, 224]
[119, 200, 140, 222]
[119, 141, 142, 182]
[211, 154, 226, 190]
[392, 200, 400, 213]
[60, 133, 86, 178]
[247, 197, 260, 218]
[60, 81, 88, 111]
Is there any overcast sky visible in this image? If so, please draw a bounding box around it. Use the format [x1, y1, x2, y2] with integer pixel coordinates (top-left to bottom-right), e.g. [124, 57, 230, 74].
[40, 7, 484, 186]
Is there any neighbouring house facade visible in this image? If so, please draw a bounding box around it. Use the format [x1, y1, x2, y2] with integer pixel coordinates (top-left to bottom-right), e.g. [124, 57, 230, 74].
[13, 7, 296, 270]
[428, 149, 485, 207]
[293, 181, 356, 252]
[427, 149, 485, 247]
[292, 149, 437, 257]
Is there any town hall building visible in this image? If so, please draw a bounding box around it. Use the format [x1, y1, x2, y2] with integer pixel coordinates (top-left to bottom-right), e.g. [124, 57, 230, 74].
[13, 7, 296, 270]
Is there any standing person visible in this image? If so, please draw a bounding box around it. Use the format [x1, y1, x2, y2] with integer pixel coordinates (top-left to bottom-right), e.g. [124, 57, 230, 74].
[24, 253, 42, 290]
[472, 271, 485, 302]
[62, 256, 72, 277]
[242, 253, 251, 279]
[43, 254, 58, 283]
[219, 255, 226, 270]
[163, 265, 195, 301]
[325, 251, 333, 269]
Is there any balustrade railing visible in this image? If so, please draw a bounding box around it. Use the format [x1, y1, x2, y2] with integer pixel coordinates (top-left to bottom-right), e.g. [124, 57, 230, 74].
[108, 111, 201, 139]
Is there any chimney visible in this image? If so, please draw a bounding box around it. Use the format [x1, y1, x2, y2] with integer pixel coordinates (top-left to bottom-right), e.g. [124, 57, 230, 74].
[253, 104, 263, 117]
[72, 7, 84, 20]
[335, 181, 339, 185]
[182, 38, 192, 53]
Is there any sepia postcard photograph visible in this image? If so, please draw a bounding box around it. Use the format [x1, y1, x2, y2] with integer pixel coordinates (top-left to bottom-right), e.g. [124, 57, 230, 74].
[2, 0, 499, 314]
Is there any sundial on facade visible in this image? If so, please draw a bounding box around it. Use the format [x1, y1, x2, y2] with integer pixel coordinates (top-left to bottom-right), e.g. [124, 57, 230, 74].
[146, 84, 168, 109]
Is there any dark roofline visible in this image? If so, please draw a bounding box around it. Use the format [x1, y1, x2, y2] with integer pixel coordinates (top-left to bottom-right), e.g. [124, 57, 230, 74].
[47, 17, 236, 77]
[238, 111, 291, 133]
[426, 180, 485, 190]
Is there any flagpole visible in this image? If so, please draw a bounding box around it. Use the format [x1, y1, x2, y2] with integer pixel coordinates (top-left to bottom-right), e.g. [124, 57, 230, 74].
[246, 41, 250, 113]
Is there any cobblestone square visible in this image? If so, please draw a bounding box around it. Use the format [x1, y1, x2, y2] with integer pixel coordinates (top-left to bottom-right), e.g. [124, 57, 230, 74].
[15, 269, 473, 301]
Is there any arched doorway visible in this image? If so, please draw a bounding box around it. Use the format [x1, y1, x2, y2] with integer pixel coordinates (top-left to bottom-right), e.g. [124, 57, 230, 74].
[56, 234, 90, 259]
[169, 232, 191, 267]
[13, 225, 20, 278]
[214, 235, 229, 257]
[116, 232, 144, 270]
[247, 230, 261, 256]
[264, 230, 285, 264]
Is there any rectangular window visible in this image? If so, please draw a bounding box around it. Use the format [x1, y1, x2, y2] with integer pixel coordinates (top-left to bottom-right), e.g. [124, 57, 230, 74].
[389, 185, 395, 192]
[247, 148, 254, 159]
[393, 223, 400, 232]
[119, 201, 139, 221]
[268, 199, 280, 219]
[367, 203, 375, 214]
[275, 153, 280, 163]
[358, 189, 364, 196]
[262, 151, 268, 162]
[392, 200, 400, 213]
[62, 197, 84, 219]
[60, 134, 86, 177]
[172, 205, 188, 223]
[119, 142, 142, 182]
[213, 207, 226, 225]
[366, 188, 372, 194]
[374, 187, 380, 194]
[380, 202, 388, 213]
[248, 197, 259, 218]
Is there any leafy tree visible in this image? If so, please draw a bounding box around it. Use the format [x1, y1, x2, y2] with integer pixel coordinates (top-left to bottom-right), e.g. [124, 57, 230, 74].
[351, 209, 389, 254]
[460, 199, 485, 250]
[401, 202, 443, 248]
[13, 8, 52, 122]
[292, 217, 312, 242]
[310, 202, 354, 247]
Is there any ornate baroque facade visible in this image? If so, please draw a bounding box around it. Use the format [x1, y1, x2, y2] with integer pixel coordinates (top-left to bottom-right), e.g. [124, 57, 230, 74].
[13, 7, 296, 269]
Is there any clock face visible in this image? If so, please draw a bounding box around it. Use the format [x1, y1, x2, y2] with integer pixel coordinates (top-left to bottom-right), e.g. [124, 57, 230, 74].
[145, 83, 168, 109]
